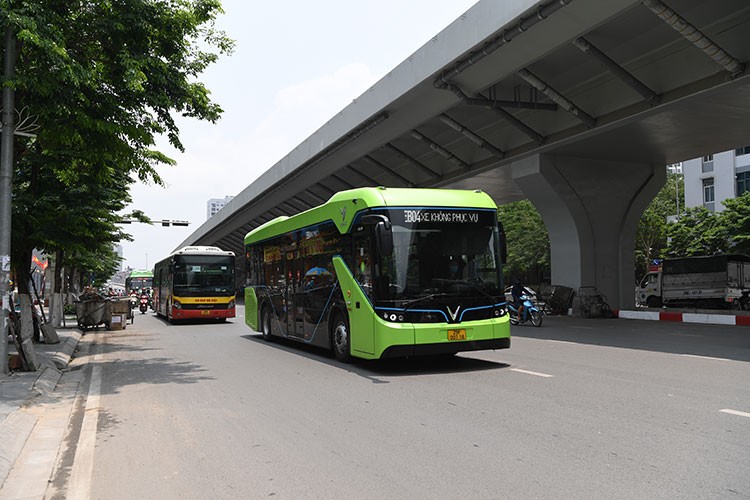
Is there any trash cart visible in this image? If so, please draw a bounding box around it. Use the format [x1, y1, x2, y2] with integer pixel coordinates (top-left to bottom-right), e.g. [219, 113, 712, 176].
[110, 297, 133, 326]
[75, 298, 111, 331]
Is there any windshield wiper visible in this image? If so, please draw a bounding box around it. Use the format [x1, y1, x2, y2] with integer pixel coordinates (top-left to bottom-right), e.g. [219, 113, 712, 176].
[433, 279, 498, 301]
[401, 293, 451, 309]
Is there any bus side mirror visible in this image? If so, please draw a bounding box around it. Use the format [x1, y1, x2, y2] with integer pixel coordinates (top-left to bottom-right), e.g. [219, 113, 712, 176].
[375, 221, 393, 257]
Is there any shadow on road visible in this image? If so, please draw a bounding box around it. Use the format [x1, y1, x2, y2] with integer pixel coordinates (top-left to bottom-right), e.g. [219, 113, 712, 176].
[512, 315, 750, 362]
[89, 334, 215, 396]
[240, 333, 509, 379]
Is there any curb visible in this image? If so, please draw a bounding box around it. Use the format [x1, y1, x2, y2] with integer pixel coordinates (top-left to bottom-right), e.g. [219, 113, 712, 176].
[50, 331, 82, 369]
[0, 330, 82, 491]
[617, 309, 750, 326]
[31, 331, 81, 397]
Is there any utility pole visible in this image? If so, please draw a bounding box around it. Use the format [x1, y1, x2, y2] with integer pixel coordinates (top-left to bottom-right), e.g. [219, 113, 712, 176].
[1, 26, 17, 375]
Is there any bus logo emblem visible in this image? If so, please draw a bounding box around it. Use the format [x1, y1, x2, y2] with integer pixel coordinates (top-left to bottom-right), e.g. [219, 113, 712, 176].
[446, 305, 461, 322]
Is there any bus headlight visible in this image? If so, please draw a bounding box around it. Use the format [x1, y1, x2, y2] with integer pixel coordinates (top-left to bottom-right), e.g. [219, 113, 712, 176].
[382, 312, 405, 322]
[228, 299, 235, 309]
[493, 308, 506, 317]
[173, 300, 182, 309]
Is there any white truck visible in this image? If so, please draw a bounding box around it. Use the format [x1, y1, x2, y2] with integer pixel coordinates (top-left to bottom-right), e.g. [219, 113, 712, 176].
[637, 254, 750, 309]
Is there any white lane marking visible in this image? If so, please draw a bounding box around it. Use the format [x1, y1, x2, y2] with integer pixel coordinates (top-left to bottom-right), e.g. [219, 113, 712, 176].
[67, 343, 103, 499]
[534, 339, 578, 345]
[510, 368, 554, 378]
[681, 354, 731, 362]
[719, 409, 750, 418]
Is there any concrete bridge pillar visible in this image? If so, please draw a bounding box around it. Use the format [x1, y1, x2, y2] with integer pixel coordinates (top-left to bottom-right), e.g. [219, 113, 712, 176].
[511, 154, 665, 311]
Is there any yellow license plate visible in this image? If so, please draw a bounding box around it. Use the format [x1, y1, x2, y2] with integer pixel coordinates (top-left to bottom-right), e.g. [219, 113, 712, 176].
[201, 310, 211, 316]
[447, 329, 466, 341]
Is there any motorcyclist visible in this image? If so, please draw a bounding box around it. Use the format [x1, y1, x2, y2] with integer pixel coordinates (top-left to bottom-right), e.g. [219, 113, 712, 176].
[511, 279, 529, 320]
[138, 288, 150, 313]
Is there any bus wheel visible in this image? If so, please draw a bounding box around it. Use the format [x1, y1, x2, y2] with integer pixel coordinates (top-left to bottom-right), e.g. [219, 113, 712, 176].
[260, 307, 273, 341]
[331, 312, 351, 363]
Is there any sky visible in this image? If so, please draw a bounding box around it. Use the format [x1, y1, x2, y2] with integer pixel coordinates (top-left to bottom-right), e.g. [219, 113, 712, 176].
[119, 0, 479, 271]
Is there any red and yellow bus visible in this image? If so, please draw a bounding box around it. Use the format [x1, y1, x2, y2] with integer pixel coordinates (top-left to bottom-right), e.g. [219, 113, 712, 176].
[153, 246, 236, 322]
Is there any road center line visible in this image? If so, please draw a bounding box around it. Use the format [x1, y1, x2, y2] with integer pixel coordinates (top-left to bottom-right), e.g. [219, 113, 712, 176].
[510, 368, 554, 378]
[719, 409, 750, 418]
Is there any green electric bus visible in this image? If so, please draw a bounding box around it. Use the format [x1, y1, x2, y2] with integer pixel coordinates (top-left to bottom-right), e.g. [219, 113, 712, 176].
[126, 269, 153, 292]
[244, 187, 510, 362]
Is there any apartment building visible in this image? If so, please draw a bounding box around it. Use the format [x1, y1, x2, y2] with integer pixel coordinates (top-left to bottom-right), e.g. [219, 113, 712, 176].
[682, 145, 750, 212]
[207, 195, 235, 219]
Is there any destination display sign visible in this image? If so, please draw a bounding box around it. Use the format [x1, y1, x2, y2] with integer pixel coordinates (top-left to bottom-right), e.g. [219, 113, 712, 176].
[385, 208, 495, 226]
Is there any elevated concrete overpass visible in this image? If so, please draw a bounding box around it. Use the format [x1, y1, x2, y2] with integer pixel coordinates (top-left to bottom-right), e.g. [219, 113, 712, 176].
[178, 0, 750, 309]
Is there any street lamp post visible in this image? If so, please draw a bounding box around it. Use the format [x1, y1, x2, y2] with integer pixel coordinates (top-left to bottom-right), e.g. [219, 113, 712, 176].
[1, 26, 17, 375]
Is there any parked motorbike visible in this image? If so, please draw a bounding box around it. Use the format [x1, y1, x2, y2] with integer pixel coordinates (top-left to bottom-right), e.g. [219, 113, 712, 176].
[139, 293, 150, 314]
[507, 295, 543, 327]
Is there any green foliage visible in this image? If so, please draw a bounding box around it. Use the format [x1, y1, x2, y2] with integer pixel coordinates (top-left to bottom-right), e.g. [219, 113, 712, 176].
[497, 200, 550, 285]
[659, 189, 749, 259]
[72, 245, 123, 287]
[634, 172, 682, 278]
[721, 191, 750, 255]
[635, 173, 749, 273]
[665, 206, 730, 258]
[2, 1, 233, 284]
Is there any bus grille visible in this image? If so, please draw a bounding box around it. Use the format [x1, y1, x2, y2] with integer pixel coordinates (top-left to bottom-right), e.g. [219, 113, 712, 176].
[181, 303, 231, 310]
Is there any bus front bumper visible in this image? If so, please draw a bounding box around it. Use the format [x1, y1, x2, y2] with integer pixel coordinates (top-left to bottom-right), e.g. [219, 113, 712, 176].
[171, 307, 236, 319]
[379, 337, 510, 358]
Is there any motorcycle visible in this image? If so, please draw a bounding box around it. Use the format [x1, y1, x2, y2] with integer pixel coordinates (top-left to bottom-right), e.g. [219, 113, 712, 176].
[139, 293, 150, 314]
[507, 294, 543, 327]
[128, 292, 139, 313]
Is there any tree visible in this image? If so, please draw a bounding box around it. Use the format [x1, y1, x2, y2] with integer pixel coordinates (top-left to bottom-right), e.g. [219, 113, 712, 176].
[721, 191, 750, 255]
[1, 1, 234, 335]
[665, 206, 730, 258]
[497, 200, 550, 285]
[633, 172, 682, 279]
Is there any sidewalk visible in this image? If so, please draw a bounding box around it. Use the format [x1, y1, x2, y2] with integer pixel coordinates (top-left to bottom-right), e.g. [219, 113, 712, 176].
[0, 319, 83, 497]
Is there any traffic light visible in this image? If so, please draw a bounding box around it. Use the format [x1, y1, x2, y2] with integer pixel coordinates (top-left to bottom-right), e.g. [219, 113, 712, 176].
[117, 217, 189, 227]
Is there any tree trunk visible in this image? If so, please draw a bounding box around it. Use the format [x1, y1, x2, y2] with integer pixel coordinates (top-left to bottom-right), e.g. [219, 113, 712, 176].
[14, 246, 41, 342]
[50, 249, 65, 327]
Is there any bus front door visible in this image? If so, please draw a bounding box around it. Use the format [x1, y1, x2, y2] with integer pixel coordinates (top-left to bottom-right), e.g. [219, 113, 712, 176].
[286, 252, 304, 338]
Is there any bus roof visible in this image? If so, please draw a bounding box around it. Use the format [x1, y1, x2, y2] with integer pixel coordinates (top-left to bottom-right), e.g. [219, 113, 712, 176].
[170, 246, 235, 257]
[128, 269, 153, 278]
[152, 246, 235, 270]
[244, 187, 497, 245]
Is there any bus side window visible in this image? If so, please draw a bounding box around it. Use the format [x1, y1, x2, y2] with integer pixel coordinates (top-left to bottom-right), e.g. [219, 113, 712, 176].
[352, 226, 373, 296]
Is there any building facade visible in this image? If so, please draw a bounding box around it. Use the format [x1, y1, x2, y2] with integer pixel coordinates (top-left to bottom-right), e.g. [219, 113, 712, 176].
[207, 196, 235, 219]
[683, 146, 750, 212]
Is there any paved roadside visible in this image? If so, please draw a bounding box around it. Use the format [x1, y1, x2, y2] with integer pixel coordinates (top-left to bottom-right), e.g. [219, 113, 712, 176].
[0, 319, 86, 499]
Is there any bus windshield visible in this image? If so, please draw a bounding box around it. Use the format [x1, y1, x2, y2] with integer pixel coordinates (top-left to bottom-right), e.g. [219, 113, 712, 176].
[173, 255, 235, 296]
[372, 208, 503, 306]
[129, 277, 153, 290]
